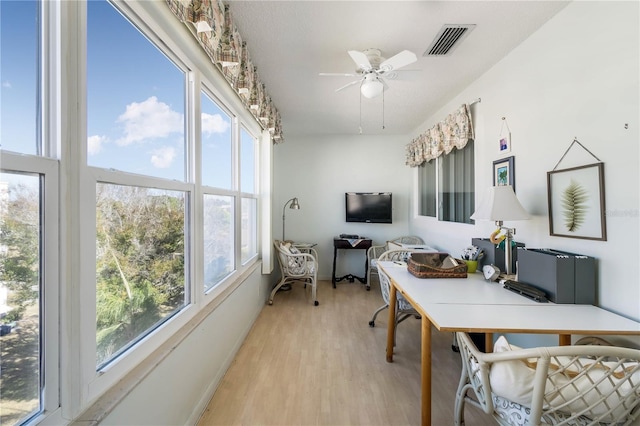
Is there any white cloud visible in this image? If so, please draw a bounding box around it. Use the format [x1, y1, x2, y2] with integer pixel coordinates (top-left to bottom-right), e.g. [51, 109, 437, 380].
[150, 146, 176, 169]
[87, 135, 107, 155]
[2, 81, 12, 88]
[202, 112, 230, 136]
[116, 96, 183, 146]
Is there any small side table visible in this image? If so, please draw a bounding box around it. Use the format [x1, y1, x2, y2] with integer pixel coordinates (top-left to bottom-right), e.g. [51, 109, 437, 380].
[332, 237, 372, 289]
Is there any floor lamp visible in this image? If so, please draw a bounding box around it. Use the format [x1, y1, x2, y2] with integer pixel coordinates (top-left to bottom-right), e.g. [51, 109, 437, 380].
[470, 186, 530, 276]
[282, 197, 300, 241]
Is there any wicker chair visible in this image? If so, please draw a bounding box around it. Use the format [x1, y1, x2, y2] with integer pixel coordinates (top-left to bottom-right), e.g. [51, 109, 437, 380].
[454, 331, 640, 426]
[368, 249, 420, 341]
[271, 240, 319, 306]
[366, 235, 425, 289]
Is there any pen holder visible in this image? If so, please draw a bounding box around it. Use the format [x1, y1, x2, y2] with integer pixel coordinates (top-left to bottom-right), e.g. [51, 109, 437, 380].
[464, 260, 478, 273]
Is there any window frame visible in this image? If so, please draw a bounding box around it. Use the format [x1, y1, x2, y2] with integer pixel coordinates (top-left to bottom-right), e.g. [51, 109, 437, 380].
[0, 153, 60, 425]
[416, 140, 475, 224]
[0, 0, 61, 421]
[73, 0, 265, 406]
[1, 0, 268, 421]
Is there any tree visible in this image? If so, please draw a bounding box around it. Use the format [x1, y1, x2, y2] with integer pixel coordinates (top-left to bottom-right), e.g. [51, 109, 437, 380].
[95, 184, 185, 365]
[0, 181, 39, 323]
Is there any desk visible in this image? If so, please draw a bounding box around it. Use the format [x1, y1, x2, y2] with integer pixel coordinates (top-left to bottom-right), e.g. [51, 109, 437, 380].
[332, 237, 372, 288]
[378, 261, 640, 426]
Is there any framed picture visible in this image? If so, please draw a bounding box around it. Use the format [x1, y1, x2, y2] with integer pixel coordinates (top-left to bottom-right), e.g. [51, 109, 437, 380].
[547, 162, 606, 241]
[493, 156, 515, 191]
[499, 132, 511, 153]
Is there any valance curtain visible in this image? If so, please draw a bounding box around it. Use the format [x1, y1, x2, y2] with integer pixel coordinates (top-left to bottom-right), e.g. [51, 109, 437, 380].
[405, 104, 474, 167]
[165, 0, 284, 143]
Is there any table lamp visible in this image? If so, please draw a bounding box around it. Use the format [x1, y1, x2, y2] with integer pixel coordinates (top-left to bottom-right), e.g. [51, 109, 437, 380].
[282, 197, 300, 241]
[470, 186, 530, 276]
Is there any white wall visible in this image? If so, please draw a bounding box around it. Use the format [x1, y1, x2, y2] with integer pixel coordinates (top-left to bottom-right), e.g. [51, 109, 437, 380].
[273, 134, 412, 281]
[407, 1, 639, 344]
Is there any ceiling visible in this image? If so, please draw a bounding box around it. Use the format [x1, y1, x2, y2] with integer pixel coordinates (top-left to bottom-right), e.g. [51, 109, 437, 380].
[226, 1, 569, 137]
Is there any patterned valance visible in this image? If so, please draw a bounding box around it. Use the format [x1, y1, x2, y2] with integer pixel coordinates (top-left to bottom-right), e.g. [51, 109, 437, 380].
[165, 0, 284, 143]
[405, 104, 473, 167]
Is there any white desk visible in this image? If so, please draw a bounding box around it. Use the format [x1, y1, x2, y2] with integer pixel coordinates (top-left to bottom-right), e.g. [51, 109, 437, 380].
[378, 261, 640, 426]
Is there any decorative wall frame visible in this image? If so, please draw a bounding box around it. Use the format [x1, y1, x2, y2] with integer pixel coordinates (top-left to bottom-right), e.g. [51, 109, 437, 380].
[493, 155, 515, 191]
[499, 116, 511, 153]
[547, 162, 606, 241]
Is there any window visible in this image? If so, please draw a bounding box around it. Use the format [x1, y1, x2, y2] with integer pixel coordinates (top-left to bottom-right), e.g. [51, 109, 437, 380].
[418, 160, 437, 217]
[418, 140, 474, 223]
[2, 0, 265, 420]
[200, 92, 236, 292]
[201, 92, 232, 190]
[95, 184, 187, 367]
[0, 1, 39, 156]
[1, 2, 59, 425]
[0, 172, 42, 424]
[439, 140, 474, 223]
[203, 195, 234, 292]
[87, 0, 190, 368]
[87, 0, 185, 181]
[240, 128, 257, 264]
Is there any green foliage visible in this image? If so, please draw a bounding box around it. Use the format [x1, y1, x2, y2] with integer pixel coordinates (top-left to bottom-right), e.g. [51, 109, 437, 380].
[561, 180, 589, 232]
[95, 184, 185, 365]
[0, 182, 39, 324]
[498, 169, 508, 185]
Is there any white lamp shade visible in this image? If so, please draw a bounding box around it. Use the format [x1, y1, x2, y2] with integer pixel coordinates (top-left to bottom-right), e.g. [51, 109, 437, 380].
[360, 79, 384, 98]
[470, 185, 530, 222]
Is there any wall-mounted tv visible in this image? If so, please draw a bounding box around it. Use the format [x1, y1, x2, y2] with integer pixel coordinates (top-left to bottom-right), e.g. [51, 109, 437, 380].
[345, 192, 392, 223]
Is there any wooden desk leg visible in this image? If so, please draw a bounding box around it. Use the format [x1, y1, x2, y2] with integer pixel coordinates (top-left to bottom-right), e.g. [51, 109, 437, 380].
[386, 285, 397, 362]
[485, 333, 493, 353]
[421, 317, 432, 426]
[559, 334, 571, 346]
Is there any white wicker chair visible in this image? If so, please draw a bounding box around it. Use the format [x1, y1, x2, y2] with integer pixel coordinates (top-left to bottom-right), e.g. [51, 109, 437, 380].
[368, 249, 420, 339]
[454, 331, 640, 426]
[366, 236, 425, 290]
[271, 240, 319, 306]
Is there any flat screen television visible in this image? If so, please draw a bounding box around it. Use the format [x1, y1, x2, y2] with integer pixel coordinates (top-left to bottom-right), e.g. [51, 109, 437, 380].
[345, 192, 392, 223]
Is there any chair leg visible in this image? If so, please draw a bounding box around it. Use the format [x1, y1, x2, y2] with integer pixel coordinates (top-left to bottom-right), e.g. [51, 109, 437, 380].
[269, 279, 287, 305]
[451, 332, 460, 352]
[369, 303, 388, 327]
[311, 274, 319, 306]
[454, 379, 470, 426]
[454, 334, 469, 426]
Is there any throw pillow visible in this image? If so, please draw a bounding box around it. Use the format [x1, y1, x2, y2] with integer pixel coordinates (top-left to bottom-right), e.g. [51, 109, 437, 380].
[489, 336, 640, 421]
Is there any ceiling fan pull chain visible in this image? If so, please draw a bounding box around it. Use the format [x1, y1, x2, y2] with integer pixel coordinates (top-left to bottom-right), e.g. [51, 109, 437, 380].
[359, 84, 363, 134]
[380, 87, 386, 130]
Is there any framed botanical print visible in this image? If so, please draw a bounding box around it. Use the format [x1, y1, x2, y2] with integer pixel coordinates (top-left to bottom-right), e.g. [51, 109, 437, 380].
[547, 162, 606, 241]
[493, 156, 515, 192]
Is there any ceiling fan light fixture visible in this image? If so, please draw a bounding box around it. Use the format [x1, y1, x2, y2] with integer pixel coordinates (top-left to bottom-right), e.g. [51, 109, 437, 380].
[361, 78, 384, 99]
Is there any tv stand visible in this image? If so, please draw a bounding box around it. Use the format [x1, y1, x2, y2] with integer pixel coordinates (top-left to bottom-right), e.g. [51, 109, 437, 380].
[332, 237, 372, 289]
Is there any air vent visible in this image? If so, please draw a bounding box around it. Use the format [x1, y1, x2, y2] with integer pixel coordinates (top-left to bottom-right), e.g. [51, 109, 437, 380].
[423, 24, 476, 56]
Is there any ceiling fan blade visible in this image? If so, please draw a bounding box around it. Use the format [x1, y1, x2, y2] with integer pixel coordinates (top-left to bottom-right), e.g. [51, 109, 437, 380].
[319, 72, 359, 77]
[348, 50, 372, 71]
[379, 50, 417, 72]
[335, 79, 362, 92]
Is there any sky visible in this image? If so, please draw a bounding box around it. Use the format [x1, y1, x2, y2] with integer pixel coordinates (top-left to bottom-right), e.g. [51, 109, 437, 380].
[1, 0, 236, 187]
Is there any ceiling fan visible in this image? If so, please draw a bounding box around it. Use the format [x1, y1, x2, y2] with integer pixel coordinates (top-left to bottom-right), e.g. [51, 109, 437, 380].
[320, 48, 418, 99]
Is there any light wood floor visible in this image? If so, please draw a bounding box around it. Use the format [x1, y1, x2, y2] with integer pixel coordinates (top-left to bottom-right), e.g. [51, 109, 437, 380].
[197, 278, 494, 426]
